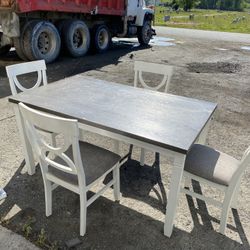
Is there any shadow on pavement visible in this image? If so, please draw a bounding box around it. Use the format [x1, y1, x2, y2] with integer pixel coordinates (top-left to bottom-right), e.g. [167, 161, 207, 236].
[185, 180, 249, 247]
[0, 158, 248, 249]
[117, 151, 167, 214]
[0, 41, 150, 99]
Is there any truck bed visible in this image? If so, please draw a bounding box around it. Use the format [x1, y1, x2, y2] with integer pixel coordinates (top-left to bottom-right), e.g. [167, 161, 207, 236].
[0, 0, 125, 16]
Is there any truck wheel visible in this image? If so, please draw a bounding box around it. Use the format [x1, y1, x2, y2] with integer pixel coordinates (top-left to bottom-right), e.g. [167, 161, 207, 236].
[94, 25, 111, 53]
[137, 21, 152, 45]
[63, 20, 90, 57]
[14, 37, 27, 60]
[0, 32, 11, 56]
[13, 21, 36, 61]
[23, 21, 61, 63]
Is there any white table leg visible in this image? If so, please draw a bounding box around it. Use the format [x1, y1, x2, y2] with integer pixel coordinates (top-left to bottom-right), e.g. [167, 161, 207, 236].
[14, 106, 36, 175]
[164, 153, 186, 237]
[140, 148, 146, 166]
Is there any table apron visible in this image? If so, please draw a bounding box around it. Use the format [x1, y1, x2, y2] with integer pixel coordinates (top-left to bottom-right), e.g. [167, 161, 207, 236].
[78, 123, 184, 159]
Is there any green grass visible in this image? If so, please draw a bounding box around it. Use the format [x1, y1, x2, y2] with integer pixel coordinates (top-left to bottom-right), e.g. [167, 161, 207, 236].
[155, 8, 250, 33]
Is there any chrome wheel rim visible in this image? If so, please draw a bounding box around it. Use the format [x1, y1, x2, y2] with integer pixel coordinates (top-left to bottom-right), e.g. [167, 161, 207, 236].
[38, 32, 51, 54]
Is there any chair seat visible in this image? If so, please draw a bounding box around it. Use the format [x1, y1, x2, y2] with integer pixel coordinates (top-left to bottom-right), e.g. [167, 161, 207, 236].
[48, 141, 121, 186]
[184, 144, 240, 186]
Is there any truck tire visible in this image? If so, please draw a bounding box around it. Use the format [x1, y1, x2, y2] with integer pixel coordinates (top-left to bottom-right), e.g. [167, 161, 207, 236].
[0, 32, 11, 56]
[94, 25, 111, 53]
[13, 21, 35, 61]
[137, 21, 152, 45]
[23, 21, 61, 63]
[13, 37, 27, 60]
[15, 21, 42, 61]
[63, 20, 90, 57]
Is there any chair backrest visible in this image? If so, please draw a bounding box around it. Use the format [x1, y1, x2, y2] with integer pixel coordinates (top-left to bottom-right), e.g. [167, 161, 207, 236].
[6, 60, 47, 95]
[134, 61, 173, 93]
[230, 146, 250, 187]
[18, 103, 86, 186]
[235, 146, 250, 178]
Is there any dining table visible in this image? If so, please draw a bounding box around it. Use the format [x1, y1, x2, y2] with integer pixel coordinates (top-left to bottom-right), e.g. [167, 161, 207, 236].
[9, 74, 217, 237]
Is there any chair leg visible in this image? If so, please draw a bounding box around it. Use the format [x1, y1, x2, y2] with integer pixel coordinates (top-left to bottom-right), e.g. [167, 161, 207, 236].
[140, 148, 146, 166]
[219, 191, 232, 234]
[113, 165, 120, 201]
[44, 179, 52, 217]
[15, 107, 36, 175]
[80, 193, 87, 236]
[49, 133, 57, 159]
[184, 176, 190, 188]
[231, 181, 241, 209]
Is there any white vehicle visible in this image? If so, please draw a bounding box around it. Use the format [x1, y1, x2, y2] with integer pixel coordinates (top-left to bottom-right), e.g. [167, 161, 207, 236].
[0, 0, 155, 63]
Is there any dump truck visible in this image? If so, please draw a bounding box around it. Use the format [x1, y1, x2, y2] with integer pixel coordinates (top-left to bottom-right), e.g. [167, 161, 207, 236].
[0, 0, 155, 63]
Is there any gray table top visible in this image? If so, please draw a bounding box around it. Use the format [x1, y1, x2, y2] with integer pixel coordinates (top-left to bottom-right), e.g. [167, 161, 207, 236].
[9, 75, 217, 154]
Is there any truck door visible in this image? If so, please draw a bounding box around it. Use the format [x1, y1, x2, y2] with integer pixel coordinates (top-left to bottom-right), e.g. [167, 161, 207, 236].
[127, 0, 139, 16]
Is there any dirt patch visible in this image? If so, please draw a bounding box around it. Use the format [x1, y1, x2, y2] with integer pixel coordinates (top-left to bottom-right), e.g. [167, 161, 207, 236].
[187, 62, 241, 73]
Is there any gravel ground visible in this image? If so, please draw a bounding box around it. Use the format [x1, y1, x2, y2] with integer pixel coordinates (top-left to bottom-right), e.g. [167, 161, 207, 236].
[0, 32, 250, 249]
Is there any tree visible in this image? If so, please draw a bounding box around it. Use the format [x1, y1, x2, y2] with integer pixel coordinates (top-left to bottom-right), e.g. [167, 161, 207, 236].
[233, 0, 244, 10]
[198, 0, 245, 10]
[171, 0, 180, 10]
[177, 0, 200, 11]
[216, 0, 244, 10]
[198, 0, 217, 9]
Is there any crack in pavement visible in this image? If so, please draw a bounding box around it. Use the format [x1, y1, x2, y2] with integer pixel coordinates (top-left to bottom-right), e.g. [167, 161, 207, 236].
[0, 115, 15, 122]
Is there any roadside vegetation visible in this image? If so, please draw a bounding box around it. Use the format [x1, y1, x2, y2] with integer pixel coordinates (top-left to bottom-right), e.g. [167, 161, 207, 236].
[151, 0, 250, 33]
[155, 8, 250, 33]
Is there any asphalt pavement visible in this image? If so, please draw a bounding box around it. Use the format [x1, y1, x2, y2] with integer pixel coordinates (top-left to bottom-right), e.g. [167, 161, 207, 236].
[0, 226, 39, 250]
[155, 26, 250, 43]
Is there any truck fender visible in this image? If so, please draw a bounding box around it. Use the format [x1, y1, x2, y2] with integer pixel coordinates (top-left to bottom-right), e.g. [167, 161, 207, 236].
[136, 9, 154, 26]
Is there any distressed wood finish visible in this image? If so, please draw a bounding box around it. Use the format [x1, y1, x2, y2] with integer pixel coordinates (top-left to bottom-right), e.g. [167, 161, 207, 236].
[9, 75, 217, 154]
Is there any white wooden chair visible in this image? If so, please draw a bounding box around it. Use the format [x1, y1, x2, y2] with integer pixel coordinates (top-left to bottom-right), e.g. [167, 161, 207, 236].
[6, 60, 48, 175]
[6, 60, 47, 95]
[134, 61, 173, 166]
[134, 61, 173, 92]
[182, 144, 250, 234]
[19, 103, 121, 236]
